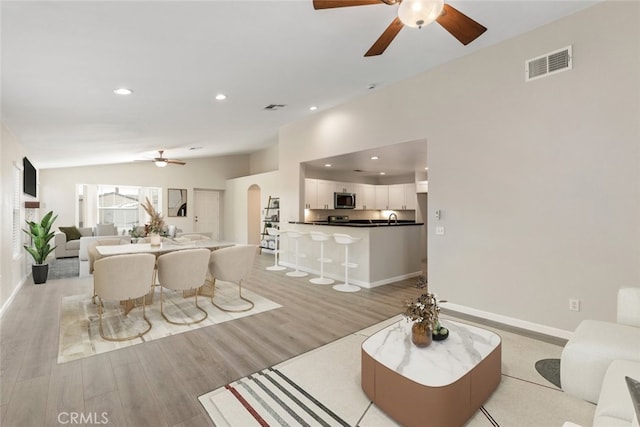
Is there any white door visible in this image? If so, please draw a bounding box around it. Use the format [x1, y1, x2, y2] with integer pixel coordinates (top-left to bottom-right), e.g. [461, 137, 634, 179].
[194, 190, 220, 240]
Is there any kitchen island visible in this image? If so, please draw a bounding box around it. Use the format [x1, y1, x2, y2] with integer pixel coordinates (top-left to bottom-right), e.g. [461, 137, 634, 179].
[278, 221, 423, 288]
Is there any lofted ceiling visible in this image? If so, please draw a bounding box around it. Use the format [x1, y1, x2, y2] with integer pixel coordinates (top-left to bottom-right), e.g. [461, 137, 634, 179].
[1, 1, 601, 170]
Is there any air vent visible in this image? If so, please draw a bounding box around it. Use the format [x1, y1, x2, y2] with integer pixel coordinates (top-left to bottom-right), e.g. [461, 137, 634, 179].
[525, 45, 572, 82]
[264, 104, 286, 111]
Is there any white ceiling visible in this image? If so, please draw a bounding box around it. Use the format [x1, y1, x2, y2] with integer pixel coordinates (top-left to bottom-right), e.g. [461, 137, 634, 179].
[1, 0, 600, 170]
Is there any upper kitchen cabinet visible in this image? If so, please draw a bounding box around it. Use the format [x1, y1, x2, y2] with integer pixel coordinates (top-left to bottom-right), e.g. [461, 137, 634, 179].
[388, 183, 417, 210]
[374, 186, 389, 210]
[353, 183, 375, 210]
[333, 182, 354, 193]
[305, 179, 333, 209]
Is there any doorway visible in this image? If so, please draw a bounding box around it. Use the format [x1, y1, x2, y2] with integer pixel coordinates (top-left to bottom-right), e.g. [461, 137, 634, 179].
[247, 185, 261, 245]
[194, 189, 220, 240]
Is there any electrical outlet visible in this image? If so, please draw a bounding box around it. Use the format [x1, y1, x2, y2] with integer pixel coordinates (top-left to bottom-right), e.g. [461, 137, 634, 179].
[569, 299, 580, 312]
[435, 226, 445, 236]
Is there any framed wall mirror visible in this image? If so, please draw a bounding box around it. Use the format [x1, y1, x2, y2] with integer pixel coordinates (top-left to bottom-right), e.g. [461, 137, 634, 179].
[168, 188, 187, 217]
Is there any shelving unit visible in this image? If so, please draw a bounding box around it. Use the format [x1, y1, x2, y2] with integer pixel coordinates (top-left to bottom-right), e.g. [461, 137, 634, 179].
[260, 196, 279, 254]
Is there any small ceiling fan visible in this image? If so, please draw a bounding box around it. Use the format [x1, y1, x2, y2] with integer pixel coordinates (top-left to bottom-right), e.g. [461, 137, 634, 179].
[151, 150, 186, 167]
[313, 0, 487, 57]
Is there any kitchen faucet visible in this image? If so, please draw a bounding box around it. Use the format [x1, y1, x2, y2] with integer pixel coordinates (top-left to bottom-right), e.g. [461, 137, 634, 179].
[388, 212, 398, 225]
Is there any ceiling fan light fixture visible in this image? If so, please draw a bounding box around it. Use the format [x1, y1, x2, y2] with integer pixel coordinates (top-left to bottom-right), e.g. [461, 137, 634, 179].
[155, 159, 168, 167]
[397, 0, 444, 29]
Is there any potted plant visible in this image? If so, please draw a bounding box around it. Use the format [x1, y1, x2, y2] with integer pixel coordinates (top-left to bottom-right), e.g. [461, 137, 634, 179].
[402, 276, 448, 347]
[141, 197, 165, 246]
[23, 210, 58, 284]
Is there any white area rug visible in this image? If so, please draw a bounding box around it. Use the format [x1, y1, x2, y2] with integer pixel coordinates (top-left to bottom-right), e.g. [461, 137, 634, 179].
[58, 281, 281, 364]
[199, 315, 596, 427]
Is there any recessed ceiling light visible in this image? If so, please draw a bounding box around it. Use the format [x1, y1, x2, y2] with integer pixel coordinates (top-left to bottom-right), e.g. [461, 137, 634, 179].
[324, 163, 332, 167]
[309, 106, 318, 111]
[371, 156, 379, 160]
[379, 172, 386, 175]
[215, 94, 227, 101]
[114, 88, 133, 95]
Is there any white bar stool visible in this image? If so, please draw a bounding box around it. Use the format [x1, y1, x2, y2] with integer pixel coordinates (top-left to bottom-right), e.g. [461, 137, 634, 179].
[285, 230, 308, 278]
[265, 227, 286, 271]
[333, 233, 361, 292]
[308, 231, 334, 285]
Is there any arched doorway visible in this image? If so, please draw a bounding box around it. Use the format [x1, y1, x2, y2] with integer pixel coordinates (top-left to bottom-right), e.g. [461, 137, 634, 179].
[247, 185, 261, 245]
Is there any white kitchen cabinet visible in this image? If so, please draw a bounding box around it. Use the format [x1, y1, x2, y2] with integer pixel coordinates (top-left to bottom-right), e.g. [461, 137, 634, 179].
[304, 179, 318, 209]
[374, 185, 389, 210]
[305, 179, 334, 209]
[354, 183, 375, 210]
[389, 183, 416, 210]
[317, 180, 334, 209]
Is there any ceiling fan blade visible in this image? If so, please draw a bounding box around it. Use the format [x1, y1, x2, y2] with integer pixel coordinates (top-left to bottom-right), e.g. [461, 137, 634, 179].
[436, 4, 486, 45]
[365, 17, 404, 57]
[166, 159, 186, 165]
[313, 0, 383, 10]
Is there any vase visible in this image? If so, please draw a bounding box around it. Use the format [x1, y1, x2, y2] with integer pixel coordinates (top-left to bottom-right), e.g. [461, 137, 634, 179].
[149, 233, 162, 246]
[411, 323, 433, 347]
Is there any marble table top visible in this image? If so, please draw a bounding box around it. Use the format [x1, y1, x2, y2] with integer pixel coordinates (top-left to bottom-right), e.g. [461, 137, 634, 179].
[361, 319, 501, 387]
[96, 240, 234, 256]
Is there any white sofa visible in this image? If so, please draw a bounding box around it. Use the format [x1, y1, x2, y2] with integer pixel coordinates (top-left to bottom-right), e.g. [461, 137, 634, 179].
[79, 235, 131, 277]
[54, 227, 93, 258]
[55, 224, 119, 259]
[561, 287, 640, 426]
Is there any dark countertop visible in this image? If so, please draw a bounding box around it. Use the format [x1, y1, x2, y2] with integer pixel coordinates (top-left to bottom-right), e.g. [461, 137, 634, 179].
[289, 220, 424, 228]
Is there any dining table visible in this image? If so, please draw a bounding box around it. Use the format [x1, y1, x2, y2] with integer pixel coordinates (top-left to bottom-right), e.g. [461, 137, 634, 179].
[95, 239, 235, 313]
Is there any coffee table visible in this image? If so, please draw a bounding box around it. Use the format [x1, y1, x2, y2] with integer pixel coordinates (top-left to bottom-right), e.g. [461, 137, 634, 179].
[361, 319, 501, 427]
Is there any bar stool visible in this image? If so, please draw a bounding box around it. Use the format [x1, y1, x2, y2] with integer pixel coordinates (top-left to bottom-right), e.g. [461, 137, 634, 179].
[265, 227, 286, 271]
[333, 233, 361, 293]
[285, 230, 308, 278]
[309, 231, 334, 285]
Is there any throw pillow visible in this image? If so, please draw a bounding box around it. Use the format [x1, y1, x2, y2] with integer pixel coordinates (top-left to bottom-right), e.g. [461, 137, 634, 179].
[59, 226, 82, 242]
[627, 376, 640, 422]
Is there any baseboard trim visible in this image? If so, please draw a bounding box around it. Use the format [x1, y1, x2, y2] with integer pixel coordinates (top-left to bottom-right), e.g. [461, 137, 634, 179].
[277, 262, 421, 289]
[0, 275, 27, 319]
[442, 302, 573, 341]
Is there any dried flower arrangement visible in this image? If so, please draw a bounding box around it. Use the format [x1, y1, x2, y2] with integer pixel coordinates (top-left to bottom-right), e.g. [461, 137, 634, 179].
[140, 197, 165, 235]
[403, 276, 448, 338]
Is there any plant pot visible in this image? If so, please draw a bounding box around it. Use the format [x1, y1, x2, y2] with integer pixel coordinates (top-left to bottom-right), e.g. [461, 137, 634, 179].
[149, 233, 162, 246]
[411, 323, 433, 347]
[32, 264, 49, 285]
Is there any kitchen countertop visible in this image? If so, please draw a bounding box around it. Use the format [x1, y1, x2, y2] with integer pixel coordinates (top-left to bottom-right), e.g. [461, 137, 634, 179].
[289, 220, 424, 228]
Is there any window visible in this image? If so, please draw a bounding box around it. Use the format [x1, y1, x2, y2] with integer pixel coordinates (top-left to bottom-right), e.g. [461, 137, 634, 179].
[77, 184, 162, 233]
[12, 163, 22, 258]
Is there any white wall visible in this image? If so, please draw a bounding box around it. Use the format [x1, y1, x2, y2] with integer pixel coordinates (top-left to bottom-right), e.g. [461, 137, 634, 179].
[249, 142, 279, 175]
[39, 155, 250, 236]
[223, 171, 280, 244]
[278, 1, 640, 332]
[0, 124, 30, 311]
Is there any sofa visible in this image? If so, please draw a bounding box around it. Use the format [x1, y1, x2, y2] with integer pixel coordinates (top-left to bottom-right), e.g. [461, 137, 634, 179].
[55, 224, 118, 259]
[79, 235, 131, 277]
[561, 287, 640, 426]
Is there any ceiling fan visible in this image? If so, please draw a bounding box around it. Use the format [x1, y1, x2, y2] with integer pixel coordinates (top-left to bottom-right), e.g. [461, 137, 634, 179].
[151, 150, 186, 167]
[313, 0, 487, 57]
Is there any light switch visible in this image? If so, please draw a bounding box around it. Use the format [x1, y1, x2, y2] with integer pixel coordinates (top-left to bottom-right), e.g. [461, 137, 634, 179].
[435, 226, 445, 235]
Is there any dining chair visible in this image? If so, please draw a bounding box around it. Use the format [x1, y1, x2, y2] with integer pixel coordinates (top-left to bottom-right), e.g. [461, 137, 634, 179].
[93, 253, 156, 341]
[156, 248, 211, 325]
[88, 238, 129, 303]
[208, 244, 258, 312]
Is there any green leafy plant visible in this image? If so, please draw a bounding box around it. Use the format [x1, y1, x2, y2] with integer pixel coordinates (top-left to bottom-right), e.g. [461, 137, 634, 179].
[23, 210, 58, 264]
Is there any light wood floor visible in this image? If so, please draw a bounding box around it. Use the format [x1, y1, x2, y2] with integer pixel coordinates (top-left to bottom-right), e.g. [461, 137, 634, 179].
[0, 254, 419, 426]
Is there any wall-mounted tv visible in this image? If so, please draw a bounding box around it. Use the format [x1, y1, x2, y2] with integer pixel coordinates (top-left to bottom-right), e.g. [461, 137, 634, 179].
[23, 157, 37, 198]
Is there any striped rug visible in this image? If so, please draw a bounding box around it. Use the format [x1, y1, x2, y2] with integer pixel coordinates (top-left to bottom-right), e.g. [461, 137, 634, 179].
[204, 367, 351, 427]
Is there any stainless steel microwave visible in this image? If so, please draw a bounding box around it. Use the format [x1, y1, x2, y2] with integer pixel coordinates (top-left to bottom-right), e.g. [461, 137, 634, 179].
[334, 192, 356, 209]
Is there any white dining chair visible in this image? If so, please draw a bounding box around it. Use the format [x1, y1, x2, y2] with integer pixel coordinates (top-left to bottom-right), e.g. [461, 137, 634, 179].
[208, 245, 258, 312]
